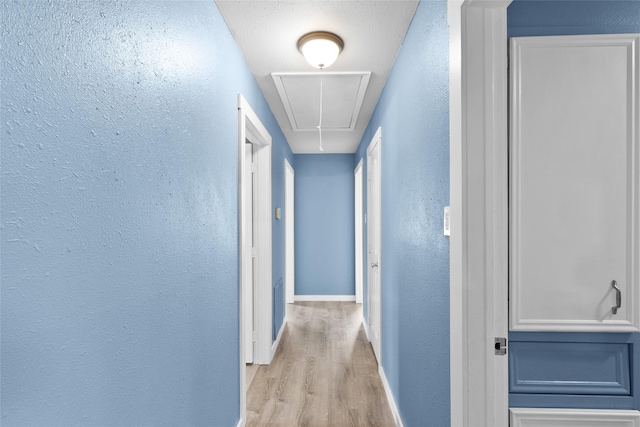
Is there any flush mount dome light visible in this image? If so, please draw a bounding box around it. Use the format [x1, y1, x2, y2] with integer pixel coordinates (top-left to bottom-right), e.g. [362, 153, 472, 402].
[297, 31, 344, 69]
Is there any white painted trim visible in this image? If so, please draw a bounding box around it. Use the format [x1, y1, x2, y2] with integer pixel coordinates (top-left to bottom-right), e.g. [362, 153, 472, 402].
[236, 418, 246, 427]
[448, 4, 463, 425]
[363, 315, 370, 342]
[379, 364, 404, 427]
[284, 158, 295, 305]
[449, 1, 511, 426]
[510, 408, 640, 426]
[271, 317, 287, 360]
[253, 134, 273, 366]
[354, 158, 364, 304]
[366, 127, 383, 365]
[238, 94, 273, 424]
[294, 295, 356, 302]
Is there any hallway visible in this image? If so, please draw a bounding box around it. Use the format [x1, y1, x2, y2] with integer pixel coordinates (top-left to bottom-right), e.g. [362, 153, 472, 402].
[246, 302, 395, 426]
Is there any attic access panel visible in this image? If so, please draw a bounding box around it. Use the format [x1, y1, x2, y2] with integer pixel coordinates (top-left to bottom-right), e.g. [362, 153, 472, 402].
[272, 72, 371, 132]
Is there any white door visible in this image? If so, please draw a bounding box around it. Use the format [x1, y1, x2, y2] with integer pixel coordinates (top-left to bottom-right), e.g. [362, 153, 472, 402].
[508, 34, 640, 422]
[243, 141, 255, 363]
[355, 159, 364, 305]
[367, 128, 382, 364]
[510, 34, 639, 333]
[284, 159, 295, 305]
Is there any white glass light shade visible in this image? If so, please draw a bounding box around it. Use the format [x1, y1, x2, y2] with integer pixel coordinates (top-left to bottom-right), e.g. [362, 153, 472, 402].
[297, 32, 344, 69]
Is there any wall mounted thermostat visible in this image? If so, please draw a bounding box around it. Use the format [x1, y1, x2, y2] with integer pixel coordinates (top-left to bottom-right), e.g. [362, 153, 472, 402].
[444, 206, 450, 236]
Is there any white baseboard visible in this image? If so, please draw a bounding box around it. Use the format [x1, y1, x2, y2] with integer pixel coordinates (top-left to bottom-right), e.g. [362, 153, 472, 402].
[294, 295, 356, 302]
[379, 365, 404, 427]
[271, 317, 286, 360]
[363, 316, 370, 342]
[236, 417, 246, 427]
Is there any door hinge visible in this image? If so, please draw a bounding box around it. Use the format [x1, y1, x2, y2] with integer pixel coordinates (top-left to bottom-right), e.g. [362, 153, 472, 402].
[494, 337, 507, 355]
[252, 331, 257, 342]
[251, 247, 256, 258]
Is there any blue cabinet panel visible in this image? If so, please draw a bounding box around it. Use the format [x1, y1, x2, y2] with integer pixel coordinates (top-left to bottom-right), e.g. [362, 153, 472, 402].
[509, 341, 630, 395]
[509, 332, 640, 410]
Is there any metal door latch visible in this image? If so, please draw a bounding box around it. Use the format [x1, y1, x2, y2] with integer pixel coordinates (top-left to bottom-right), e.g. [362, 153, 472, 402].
[494, 337, 507, 355]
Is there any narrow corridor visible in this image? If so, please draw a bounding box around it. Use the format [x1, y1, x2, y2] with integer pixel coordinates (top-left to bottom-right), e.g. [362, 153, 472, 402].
[246, 302, 395, 426]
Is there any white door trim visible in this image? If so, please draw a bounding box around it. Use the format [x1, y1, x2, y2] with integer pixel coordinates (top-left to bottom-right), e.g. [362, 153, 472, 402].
[367, 127, 383, 364]
[354, 158, 364, 305]
[243, 142, 255, 364]
[238, 94, 273, 427]
[449, 1, 511, 426]
[511, 408, 640, 426]
[284, 158, 295, 305]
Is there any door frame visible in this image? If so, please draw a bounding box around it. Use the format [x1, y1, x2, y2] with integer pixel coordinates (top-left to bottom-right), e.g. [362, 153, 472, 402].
[449, 0, 511, 426]
[354, 158, 364, 305]
[238, 94, 273, 427]
[367, 127, 382, 364]
[284, 158, 295, 305]
[243, 141, 255, 364]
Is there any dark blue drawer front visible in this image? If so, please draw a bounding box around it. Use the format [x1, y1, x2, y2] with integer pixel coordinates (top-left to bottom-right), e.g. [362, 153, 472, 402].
[509, 332, 640, 410]
[509, 341, 630, 395]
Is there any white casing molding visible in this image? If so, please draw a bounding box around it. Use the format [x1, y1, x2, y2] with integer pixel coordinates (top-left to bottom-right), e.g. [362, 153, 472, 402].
[238, 94, 273, 425]
[363, 316, 370, 342]
[253, 140, 273, 366]
[379, 365, 405, 427]
[354, 158, 364, 305]
[510, 408, 640, 426]
[449, 0, 511, 426]
[293, 295, 356, 302]
[284, 158, 295, 305]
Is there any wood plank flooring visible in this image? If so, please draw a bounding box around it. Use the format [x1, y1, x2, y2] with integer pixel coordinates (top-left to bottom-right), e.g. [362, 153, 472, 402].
[246, 302, 396, 427]
[247, 363, 259, 389]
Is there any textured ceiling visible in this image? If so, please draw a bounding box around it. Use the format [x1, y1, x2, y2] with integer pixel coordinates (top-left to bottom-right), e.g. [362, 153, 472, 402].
[215, 0, 419, 153]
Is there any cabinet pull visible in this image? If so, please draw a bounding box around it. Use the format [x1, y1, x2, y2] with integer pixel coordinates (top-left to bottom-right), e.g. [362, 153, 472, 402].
[612, 280, 621, 315]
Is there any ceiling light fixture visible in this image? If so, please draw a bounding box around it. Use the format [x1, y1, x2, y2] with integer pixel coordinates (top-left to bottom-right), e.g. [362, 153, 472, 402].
[297, 31, 344, 69]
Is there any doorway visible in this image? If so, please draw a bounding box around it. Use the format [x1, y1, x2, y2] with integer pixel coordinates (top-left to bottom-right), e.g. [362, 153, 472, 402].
[367, 127, 382, 364]
[238, 94, 273, 426]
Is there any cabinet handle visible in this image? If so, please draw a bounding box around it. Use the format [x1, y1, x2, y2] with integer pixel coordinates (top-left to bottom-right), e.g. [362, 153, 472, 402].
[612, 280, 621, 315]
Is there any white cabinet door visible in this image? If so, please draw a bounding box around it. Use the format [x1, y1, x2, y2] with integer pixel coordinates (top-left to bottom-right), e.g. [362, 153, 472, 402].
[511, 408, 640, 427]
[509, 34, 640, 332]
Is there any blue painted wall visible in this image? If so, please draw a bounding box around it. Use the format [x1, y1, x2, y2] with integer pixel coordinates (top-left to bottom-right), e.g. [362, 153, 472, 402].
[294, 154, 355, 296]
[354, 1, 450, 425]
[507, 0, 640, 411]
[1, 1, 290, 425]
[508, 0, 640, 37]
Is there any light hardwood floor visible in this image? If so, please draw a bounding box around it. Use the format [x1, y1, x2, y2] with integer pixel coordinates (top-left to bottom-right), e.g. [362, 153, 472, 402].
[246, 301, 396, 427]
